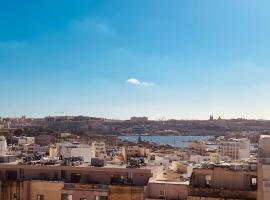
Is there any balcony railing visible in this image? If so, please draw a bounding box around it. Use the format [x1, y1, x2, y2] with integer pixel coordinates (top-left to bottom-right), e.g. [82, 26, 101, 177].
[64, 183, 108, 190]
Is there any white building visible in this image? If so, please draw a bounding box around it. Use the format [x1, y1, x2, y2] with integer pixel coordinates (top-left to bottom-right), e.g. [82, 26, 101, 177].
[148, 155, 170, 169]
[0, 136, 7, 156]
[18, 136, 35, 146]
[189, 155, 209, 164]
[0, 136, 16, 163]
[218, 138, 250, 160]
[56, 142, 94, 163]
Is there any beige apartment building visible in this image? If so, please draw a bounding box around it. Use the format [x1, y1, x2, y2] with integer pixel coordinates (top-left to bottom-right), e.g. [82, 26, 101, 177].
[218, 138, 250, 160]
[257, 135, 270, 200]
[0, 180, 147, 200]
[145, 180, 188, 200]
[122, 146, 149, 162]
[92, 141, 106, 158]
[0, 164, 152, 200]
[187, 163, 257, 200]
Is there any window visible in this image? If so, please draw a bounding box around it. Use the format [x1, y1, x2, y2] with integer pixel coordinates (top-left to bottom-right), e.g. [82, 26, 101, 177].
[127, 172, 133, 184]
[61, 170, 66, 180]
[205, 175, 212, 186]
[264, 181, 270, 192]
[71, 173, 81, 183]
[6, 171, 17, 180]
[159, 190, 165, 198]
[110, 174, 122, 185]
[13, 193, 19, 200]
[265, 181, 270, 188]
[37, 194, 44, 200]
[39, 172, 46, 180]
[95, 197, 108, 200]
[61, 194, 72, 200]
[251, 177, 257, 186]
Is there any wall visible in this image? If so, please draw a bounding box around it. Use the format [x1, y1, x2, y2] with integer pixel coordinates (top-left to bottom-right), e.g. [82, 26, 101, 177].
[70, 147, 93, 163]
[0, 164, 152, 186]
[190, 167, 256, 191]
[146, 182, 188, 200]
[258, 135, 270, 200]
[187, 187, 257, 200]
[29, 181, 64, 200]
[0, 181, 24, 200]
[258, 164, 270, 200]
[62, 184, 108, 200]
[109, 185, 144, 200]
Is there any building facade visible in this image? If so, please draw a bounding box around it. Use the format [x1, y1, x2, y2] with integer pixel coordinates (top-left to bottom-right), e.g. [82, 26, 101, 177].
[92, 141, 106, 158]
[258, 135, 270, 200]
[188, 164, 257, 200]
[218, 138, 250, 160]
[0, 164, 152, 200]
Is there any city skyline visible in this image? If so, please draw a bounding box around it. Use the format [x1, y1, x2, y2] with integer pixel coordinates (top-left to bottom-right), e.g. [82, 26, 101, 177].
[0, 114, 268, 121]
[1, 1, 270, 119]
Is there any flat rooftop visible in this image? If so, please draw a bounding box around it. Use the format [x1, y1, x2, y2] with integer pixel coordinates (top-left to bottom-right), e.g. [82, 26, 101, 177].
[0, 163, 153, 174]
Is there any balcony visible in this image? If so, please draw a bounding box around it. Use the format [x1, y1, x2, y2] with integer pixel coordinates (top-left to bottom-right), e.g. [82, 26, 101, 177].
[64, 183, 108, 190]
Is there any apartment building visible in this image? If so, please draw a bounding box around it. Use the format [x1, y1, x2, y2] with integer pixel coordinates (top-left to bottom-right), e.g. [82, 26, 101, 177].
[92, 141, 106, 158]
[218, 138, 250, 160]
[145, 180, 188, 200]
[0, 164, 152, 200]
[188, 163, 257, 200]
[122, 146, 149, 162]
[257, 135, 270, 200]
[18, 136, 35, 146]
[56, 142, 94, 162]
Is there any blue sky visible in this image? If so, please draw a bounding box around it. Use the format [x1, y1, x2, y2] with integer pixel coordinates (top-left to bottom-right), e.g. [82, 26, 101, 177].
[1, 0, 270, 119]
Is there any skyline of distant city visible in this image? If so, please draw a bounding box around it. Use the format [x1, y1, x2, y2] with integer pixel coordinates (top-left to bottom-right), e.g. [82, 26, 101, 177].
[1, 113, 270, 121]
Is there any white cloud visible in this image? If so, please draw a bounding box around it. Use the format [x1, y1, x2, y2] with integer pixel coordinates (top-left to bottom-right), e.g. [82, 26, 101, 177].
[141, 82, 155, 87]
[126, 78, 156, 87]
[126, 78, 140, 85]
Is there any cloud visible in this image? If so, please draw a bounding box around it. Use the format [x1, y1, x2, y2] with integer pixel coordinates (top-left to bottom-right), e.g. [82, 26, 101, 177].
[71, 17, 111, 33]
[126, 78, 156, 87]
[126, 78, 140, 85]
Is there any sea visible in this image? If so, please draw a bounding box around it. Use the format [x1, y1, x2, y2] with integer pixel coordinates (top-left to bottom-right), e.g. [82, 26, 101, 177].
[118, 135, 213, 148]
